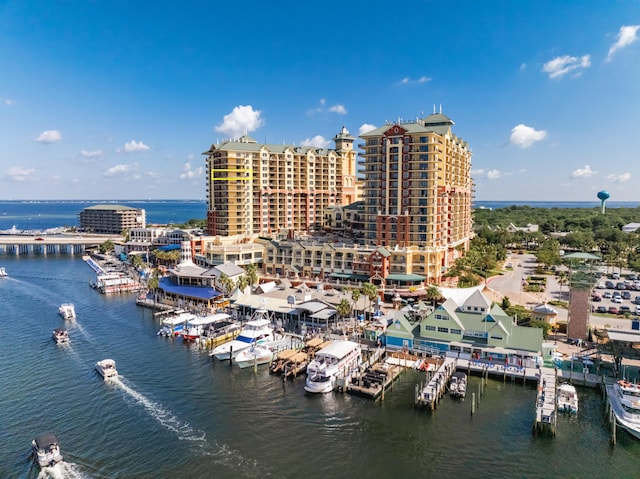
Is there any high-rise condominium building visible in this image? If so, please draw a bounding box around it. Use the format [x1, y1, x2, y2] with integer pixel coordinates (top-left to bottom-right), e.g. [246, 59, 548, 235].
[79, 204, 146, 234]
[203, 127, 360, 237]
[359, 111, 473, 253]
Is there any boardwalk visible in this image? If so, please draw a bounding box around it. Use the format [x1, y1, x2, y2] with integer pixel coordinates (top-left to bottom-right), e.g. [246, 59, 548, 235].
[415, 357, 457, 411]
[533, 367, 557, 436]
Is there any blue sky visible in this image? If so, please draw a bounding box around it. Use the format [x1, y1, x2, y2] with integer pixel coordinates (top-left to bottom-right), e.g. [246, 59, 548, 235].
[1, 1, 639, 201]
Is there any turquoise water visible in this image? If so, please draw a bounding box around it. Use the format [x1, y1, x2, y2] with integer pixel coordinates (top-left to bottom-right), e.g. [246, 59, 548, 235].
[2, 257, 640, 478]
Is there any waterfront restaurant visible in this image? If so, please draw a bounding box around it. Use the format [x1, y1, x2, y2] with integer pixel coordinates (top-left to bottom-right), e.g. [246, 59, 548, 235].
[384, 288, 543, 366]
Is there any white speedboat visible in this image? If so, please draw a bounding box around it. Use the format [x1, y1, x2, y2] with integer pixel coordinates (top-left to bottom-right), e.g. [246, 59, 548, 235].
[95, 358, 118, 379]
[557, 382, 578, 414]
[58, 303, 76, 320]
[52, 328, 69, 344]
[31, 432, 63, 468]
[210, 317, 276, 360]
[157, 311, 194, 337]
[606, 379, 640, 439]
[235, 345, 275, 368]
[0, 266, 7, 277]
[449, 372, 467, 399]
[305, 340, 362, 394]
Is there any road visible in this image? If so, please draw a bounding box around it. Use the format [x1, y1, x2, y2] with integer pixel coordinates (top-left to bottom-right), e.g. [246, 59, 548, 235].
[486, 252, 634, 332]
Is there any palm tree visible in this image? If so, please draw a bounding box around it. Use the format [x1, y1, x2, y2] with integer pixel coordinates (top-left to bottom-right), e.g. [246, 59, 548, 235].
[424, 285, 442, 310]
[218, 273, 235, 297]
[245, 263, 258, 289]
[361, 282, 378, 319]
[237, 274, 249, 294]
[350, 288, 362, 318]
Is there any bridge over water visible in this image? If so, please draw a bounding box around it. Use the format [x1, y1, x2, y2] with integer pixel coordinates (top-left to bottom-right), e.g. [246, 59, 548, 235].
[0, 234, 120, 256]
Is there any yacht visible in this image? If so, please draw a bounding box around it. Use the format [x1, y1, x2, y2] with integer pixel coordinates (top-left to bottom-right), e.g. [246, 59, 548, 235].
[234, 345, 276, 368]
[52, 328, 69, 344]
[31, 432, 63, 468]
[304, 340, 362, 394]
[449, 372, 467, 399]
[181, 312, 238, 343]
[58, 303, 76, 320]
[95, 358, 118, 379]
[210, 316, 276, 361]
[606, 379, 640, 439]
[557, 382, 578, 414]
[0, 266, 7, 277]
[158, 311, 196, 337]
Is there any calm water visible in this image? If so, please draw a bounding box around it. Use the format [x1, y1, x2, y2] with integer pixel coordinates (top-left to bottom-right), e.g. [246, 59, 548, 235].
[2, 258, 640, 478]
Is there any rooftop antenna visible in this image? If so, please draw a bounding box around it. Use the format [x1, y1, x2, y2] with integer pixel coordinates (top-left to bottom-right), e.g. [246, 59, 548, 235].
[433, 104, 436, 114]
[439, 104, 442, 114]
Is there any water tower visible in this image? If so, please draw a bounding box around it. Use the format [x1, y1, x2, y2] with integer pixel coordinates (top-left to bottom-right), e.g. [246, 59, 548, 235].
[597, 190, 610, 214]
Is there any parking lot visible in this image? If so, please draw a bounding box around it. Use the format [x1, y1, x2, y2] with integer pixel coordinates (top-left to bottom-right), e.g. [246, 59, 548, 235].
[592, 273, 640, 317]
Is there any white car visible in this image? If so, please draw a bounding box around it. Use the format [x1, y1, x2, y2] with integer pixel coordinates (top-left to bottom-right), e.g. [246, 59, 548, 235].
[596, 282, 606, 289]
[612, 296, 623, 304]
[636, 305, 640, 315]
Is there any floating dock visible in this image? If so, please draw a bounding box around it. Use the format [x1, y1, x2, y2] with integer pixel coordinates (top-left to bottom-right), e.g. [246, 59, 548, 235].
[533, 367, 557, 436]
[415, 357, 457, 410]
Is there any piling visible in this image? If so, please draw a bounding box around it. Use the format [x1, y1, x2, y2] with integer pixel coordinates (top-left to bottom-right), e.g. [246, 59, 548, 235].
[471, 392, 476, 415]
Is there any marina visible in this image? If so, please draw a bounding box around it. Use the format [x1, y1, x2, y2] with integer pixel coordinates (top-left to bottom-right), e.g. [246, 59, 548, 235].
[4, 256, 640, 478]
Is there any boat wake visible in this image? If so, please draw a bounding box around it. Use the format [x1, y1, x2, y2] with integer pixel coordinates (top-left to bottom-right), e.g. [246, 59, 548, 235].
[69, 323, 95, 344]
[37, 461, 90, 479]
[112, 378, 209, 450]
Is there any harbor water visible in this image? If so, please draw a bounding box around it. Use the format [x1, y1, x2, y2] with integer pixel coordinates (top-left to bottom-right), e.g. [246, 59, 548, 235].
[2, 257, 640, 478]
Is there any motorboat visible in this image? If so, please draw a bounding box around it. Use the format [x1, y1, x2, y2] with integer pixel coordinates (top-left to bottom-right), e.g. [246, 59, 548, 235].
[0, 266, 7, 277]
[31, 432, 63, 468]
[557, 382, 578, 413]
[58, 303, 76, 320]
[606, 379, 640, 439]
[52, 328, 69, 344]
[157, 311, 193, 337]
[234, 344, 275, 368]
[210, 317, 276, 360]
[449, 372, 467, 399]
[304, 340, 362, 394]
[181, 312, 236, 342]
[95, 358, 118, 379]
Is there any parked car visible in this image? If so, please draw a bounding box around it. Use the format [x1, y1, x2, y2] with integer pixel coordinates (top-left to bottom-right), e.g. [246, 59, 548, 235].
[609, 306, 619, 314]
[622, 291, 631, 300]
[605, 281, 615, 289]
[596, 306, 608, 313]
[597, 282, 606, 289]
[592, 295, 602, 302]
[620, 305, 631, 314]
[612, 272, 621, 280]
[612, 296, 623, 303]
[603, 291, 613, 299]
[636, 305, 640, 315]
[616, 282, 627, 290]
[628, 273, 637, 281]
[635, 296, 640, 305]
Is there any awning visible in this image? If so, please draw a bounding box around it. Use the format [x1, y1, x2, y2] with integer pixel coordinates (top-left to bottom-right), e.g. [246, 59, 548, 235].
[350, 274, 370, 282]
[329, 272, 351, 279]
[159, 277, 221, 300]
[386, 273, 426, 282]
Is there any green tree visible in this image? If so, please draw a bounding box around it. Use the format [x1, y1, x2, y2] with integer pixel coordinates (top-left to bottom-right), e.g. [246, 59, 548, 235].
[237, 274, 249, 293]
[336, 298, 351, 320]
[218, 273, 235, 296]
[361, 282, 379, 316]
[99, 240, 114, 254]
[424, 286, 442, 310]
[245, 263, 258, 288]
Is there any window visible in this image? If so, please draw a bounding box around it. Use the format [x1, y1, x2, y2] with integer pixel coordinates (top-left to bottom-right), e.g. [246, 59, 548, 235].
[450, 328, 462, 335]
[424, 325, 436, 331]
[437, 327, 449, 333]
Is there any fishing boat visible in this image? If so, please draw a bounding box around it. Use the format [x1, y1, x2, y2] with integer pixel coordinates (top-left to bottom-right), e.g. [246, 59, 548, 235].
[52, 328, 69, 344]
[210, 317, 276, 360]
[31, 432, 63, 468]
[157, 311, 194, 337]
[304, 340, 362, 394]
[606, 379, 640, 438]
[449, 372, 467, 399]
[234, 344, 275, 368]
[557, 382, 578, 414]
[58, 303, 76, 320]
[95, 358, 118, 379]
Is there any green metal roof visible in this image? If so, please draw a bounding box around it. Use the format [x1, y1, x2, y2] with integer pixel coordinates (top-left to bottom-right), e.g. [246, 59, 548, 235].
[386, 273, 426, 282]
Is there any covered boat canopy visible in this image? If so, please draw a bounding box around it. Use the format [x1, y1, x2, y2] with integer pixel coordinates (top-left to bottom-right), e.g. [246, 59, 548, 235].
[33, 432, 59, 449]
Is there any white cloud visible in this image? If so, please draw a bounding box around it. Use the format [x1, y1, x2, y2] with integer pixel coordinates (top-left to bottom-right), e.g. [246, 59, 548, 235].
[215, 105, 264, 138]
[122, 140, 150, 153]
[570, 165, 596, 179]
[4, 98, 14, 106]
[36, 130, 62, 143]
[606, 172, 631, 183]
[301, 135, 330, 148]
[487, 169, 502, 179]
[519, 63, 527, 72]
[398, 76, 431, 85]
[80, 149, 103, 161]
[103, 164, 137, 178]
[179, 161, 203, 179]
[510, 124, 547, 148]
[471, 168, 485, 176]
[4, 166, 36, 182]
[328, 104, 347, 115]
[542, 55, 591, 79]
[307, 99, 348, 116]
[359, 123, 377, 135]
[607, 25, 640, 61]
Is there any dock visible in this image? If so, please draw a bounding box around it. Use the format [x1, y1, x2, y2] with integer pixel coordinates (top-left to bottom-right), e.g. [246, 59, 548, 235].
[347, 348, 403, 399]
[415, 357, 457, 410]
[533, 367, 557, 436]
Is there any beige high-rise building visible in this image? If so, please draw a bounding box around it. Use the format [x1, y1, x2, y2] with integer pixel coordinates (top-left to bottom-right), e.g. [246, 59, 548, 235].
[203, 128, 360, 237]
[359, 112, 473, 273]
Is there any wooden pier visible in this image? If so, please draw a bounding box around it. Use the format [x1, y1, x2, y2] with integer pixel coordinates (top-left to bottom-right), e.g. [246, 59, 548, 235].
[533, 367, 557, 436]
[346, 348, 404, 400]
[415, 357, 457, 411]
